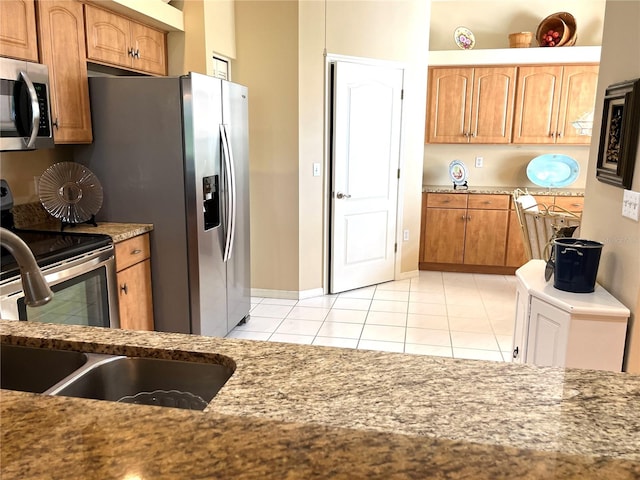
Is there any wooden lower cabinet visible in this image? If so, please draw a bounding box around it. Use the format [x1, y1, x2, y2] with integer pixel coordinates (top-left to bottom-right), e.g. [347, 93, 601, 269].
[115, 234, 154, 331]
[464, 208, 508, 266]
[420, 192, 585, 273]
[505, 210, 528, 268]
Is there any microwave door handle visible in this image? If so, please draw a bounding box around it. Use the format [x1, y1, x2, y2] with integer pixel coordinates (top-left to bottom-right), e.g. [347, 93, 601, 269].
[220, 124, 236, 262]
[19, 71, 41, 149]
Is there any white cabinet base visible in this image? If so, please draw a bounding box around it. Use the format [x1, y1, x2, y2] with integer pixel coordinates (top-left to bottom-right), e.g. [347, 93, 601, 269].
[513, 260, 630, 372]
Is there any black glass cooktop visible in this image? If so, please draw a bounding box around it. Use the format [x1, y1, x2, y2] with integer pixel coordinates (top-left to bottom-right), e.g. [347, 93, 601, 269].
[0, 229, 112, 281]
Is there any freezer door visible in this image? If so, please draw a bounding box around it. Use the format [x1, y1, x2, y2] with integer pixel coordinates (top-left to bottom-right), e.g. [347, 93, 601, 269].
[222, 81, 251, 332]
[182, 73, 228, 337]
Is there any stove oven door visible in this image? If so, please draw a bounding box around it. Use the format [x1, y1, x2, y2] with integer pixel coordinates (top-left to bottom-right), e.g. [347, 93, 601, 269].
[0, 247, 119, 328]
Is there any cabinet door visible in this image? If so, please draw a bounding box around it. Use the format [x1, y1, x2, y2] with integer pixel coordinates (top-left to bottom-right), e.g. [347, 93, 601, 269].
[36, 0, 92, 143]
[0, 0, 38, 61]
[423, 207, 466, 264]
[512, 282, 529, 363]
[470, 67, 516, 144]
[463, 209, 508, 265]
[556, 65, 599, 145]
[84, 4, 131, 68]
[512, 66, 563, 144]
[527, 298, 570, 367]
[505, 209, 528, 267]
[553, 195, 584, 214]
[118, 259, 154, 331]
[130, 21, 166, 76]
[426, 67, 473, 143]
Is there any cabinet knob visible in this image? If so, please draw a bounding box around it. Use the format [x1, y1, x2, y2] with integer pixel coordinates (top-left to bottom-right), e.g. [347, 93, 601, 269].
[52, 118, 59, 130]
[461, 215, 466, 220]
[131, 249, 142, 255]
[557, 131, 563, 138]
[513, 346, 519, 359]
[128, 47, 135, 57]
[134, 49, 140, 59]
[120, 284, 128, 295]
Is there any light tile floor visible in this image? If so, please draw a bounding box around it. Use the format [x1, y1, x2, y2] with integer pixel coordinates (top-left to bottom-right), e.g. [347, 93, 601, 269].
[226, 271, 517, 362]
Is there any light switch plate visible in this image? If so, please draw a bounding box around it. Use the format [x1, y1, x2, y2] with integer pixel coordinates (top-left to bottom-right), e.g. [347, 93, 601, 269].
[622, 189, 640, 221]
[313, 163, 321, 177]
[475, 156, 483, 168]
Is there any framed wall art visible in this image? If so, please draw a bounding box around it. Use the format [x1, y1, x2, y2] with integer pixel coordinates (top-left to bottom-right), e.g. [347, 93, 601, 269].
[596, 78, 640, 189]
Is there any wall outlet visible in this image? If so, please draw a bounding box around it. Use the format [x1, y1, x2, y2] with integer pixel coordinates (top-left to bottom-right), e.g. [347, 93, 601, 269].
[622, 189, 640, 221]
[312, 163, 321, 177]
[475, 156, 483, 168]
[403, 229, 409, 241]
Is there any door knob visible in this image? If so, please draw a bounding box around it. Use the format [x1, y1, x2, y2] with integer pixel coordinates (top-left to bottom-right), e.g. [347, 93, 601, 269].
[336, 192, 351, 199]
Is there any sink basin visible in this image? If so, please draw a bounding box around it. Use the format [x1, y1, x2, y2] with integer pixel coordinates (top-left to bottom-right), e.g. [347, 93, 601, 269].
[1, 344, 89, 393]
[49, 356, 234, 410]
[1, 344, 234, 410]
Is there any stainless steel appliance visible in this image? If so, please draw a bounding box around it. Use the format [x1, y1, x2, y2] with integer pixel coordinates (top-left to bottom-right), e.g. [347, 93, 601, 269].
[0, 181, 119, 326]
[0, 57, 54, 151]
[75, 73, 250, 337]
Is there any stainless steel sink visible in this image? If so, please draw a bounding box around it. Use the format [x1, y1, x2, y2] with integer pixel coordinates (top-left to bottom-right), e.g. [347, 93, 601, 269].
[49, 356, 233, 410]
[1, 344, 234, 410]
[1, 344, 89, 393]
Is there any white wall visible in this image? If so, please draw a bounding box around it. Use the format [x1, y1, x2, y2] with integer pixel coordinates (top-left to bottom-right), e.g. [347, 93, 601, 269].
[581, 0, 640, 372]
[429, 0, 606, 50]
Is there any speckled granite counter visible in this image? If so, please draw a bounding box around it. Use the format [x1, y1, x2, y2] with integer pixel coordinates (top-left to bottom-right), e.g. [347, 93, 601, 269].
[1, 321, 639, 478]
[10, 201, 152, 242]
[423, 185, 585, 197]
[24, 220, 152, 243]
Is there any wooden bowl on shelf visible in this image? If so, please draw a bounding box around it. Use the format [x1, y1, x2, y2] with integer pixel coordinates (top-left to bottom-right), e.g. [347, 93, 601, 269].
[536, 12, 577, 47]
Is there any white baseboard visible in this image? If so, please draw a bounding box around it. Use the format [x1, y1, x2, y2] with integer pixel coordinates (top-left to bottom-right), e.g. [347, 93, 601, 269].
[397, 269, 420, 281]
[251, 287, 325, 300]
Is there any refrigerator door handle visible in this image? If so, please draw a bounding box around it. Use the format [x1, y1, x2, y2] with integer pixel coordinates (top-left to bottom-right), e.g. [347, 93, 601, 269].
[220, 124, 237, 262]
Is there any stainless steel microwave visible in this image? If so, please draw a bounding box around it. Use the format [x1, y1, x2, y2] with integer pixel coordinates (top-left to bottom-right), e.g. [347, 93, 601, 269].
[0, 57, 54, 151]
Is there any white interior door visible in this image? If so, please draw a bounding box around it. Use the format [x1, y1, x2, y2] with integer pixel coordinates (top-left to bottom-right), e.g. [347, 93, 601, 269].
[329, 61, 403, 294]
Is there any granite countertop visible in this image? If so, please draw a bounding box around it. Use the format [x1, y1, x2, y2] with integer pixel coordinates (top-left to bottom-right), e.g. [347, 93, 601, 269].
[1, 321, 639, 478]
[423, 185, 585, 197]
[10, 201, 152, 242]
[25, 220, 153, 243]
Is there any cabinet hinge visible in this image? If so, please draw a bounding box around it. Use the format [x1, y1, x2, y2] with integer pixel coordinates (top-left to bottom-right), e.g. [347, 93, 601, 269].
[401, 89, 404, 100]
[394, 243, 397, 253]
[397, 168, 401, 179]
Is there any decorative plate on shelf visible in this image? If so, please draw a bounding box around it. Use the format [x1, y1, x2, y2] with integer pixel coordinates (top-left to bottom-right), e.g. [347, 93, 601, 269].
[454, 26, 475, 50]
[526, 154, 580, 188]
[449, 160, 468, 186]
[39, 162, 103, 224]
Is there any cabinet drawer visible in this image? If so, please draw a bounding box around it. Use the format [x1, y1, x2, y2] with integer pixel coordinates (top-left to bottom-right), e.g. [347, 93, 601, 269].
[115, 234, 151, 271]
[468, 194, 509, 210]
[554, 196, 584, 213]
[426, 193, 467, 208]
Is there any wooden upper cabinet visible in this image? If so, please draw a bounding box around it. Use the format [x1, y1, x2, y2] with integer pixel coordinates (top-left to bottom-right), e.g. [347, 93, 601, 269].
[557, 65, 599, 144]
[426, 66, 516, 144]
[513, 64, 598, 145]
[129, 22, 166, 75]
[0, 0, 38, 61]
[85, 4, 167, 76]
[36, 0, 92, 144]
[84, 4, 130, 67]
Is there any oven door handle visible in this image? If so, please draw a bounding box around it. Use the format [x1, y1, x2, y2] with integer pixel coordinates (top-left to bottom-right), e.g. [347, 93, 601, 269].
[18, 70, 41, 149]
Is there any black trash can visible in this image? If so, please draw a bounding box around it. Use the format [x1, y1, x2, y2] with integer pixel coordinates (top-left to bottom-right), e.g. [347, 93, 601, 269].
[553, 238, 603, 293]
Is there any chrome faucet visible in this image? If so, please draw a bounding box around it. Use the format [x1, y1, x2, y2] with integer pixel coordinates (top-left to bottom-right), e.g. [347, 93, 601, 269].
[0, 227, 53, 306]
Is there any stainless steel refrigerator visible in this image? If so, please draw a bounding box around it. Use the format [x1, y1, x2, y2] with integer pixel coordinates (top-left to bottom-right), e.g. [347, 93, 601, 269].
[75, 73, 250, 337]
